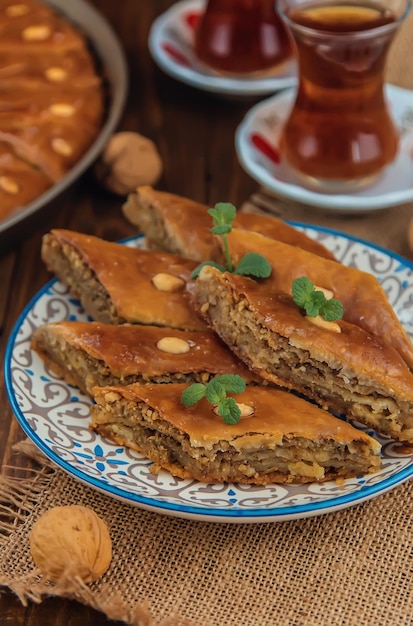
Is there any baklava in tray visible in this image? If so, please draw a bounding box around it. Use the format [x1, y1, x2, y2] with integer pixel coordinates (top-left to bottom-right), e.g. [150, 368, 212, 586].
[0, 0, 105, 223]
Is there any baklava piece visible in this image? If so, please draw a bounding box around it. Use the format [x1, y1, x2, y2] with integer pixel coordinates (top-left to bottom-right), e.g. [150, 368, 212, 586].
[31, 321, 257, 397]
[90, 382, 381, 484]
[193, 266, 413, 444]
[0, 0, 105, 222]
[122, 185, 336, 262]
[41, 229, 206, 331]
[225, 228, 413, 369]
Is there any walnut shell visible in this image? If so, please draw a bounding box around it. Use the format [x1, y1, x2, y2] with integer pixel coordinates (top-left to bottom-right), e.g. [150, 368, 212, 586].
[95, 131, 163, 195]
[29, 505, 112, 583]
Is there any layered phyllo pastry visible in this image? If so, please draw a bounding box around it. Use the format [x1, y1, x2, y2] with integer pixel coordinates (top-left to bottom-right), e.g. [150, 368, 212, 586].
[122, 186, 336, 262]
[224, 229, 413, 368]
[41, 229, 206, 331]
[31, 321, 258, 397]
[90, 382, 381, 484]
[193, 265, 413, 444]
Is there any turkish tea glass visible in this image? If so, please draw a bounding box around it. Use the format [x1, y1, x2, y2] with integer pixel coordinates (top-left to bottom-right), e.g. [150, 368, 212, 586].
[194, 0, 293, 77]
[278, 0, 411, 192]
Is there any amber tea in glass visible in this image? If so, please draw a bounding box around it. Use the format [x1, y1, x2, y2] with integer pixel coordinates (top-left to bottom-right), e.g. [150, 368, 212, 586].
[194, 0, 293, 77]
[278, 0, 411, 191]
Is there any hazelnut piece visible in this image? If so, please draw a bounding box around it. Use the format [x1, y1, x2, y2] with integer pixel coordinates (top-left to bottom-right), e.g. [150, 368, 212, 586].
[156, 336, 191, 354]
[0, 176, 19, 194]
[6, 4, 30, 16]
[45, 67, 68, 82]
[29, 505, 112, 583]
[95, 132, 163, 196]
[213, 403, 255, 418]
[51, 137, 73, 156]
[49, 103, 76, 117]
[313, 284, 334, 300]
[305, 314, 341, 333]
[152, 272, 185, 292]
[22, 24, 51, 41]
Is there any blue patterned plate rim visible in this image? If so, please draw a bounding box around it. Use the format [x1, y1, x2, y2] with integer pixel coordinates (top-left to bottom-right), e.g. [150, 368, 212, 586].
[4, 225, 413, 522]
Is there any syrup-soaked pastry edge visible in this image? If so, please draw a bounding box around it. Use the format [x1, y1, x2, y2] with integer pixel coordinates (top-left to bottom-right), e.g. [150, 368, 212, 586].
[122, 185, 336, 262]
[40, 229, 207, 331]
[193, 265, 413, 444]
[224, 228, 413, 370]
[31, 320, 259, 397]
[90, 381, 381, 485]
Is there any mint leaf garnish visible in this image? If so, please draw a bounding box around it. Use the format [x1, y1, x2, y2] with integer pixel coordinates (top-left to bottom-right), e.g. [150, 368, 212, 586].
[181, 383, 206, 407]
[217, 397, 241, 425]
[234, 252, 272, 278]
[292, 276, 343, 321]
[191, 260, 227, 279]
[191, 202, 272, 280]
[181, 374, 246, 425]
[205, 379, 226, 405]
[320, 298, 344, 321]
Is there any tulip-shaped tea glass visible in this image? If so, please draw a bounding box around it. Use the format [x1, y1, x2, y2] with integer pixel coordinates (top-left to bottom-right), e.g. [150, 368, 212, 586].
[194, 0, 293, 77]
[278, 0, 411, 191]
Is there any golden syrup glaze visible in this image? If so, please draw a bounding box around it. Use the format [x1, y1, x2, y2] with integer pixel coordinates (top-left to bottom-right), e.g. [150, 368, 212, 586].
[37, 321, 257, 381]
[91, 381, 381, 453]
[0, 2, 86, 53]
[225, 229, 413, 369]
[0, 48, 101, 89]
[48, 229, 207, 331]
[132, 186, 336, 262]
[200, 266, 413, 400]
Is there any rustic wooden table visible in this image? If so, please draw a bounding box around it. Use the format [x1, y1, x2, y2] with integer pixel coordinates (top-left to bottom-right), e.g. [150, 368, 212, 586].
[1, 1, 412, 624]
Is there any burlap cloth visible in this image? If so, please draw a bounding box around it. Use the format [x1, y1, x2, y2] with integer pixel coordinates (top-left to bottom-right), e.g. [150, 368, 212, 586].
[2, 11, 413, 626]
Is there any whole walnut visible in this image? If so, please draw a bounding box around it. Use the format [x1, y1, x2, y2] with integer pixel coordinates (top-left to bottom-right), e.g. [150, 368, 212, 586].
[95, 131, 163, 195]
[29, 505, 112, 583]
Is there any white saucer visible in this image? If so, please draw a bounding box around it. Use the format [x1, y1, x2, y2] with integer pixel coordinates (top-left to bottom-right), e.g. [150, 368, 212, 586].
[148, 0, 297, 98]
[235, 84, 413, 212]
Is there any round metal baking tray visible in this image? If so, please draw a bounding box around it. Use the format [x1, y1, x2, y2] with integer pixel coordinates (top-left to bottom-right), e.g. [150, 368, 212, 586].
[0, 0, 128, 245]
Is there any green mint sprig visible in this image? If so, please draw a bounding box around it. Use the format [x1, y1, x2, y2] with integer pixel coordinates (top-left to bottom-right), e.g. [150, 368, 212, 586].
[292, 276, 344, 321]
[181, 374, 246, 425]
[191, 202, 272, 280]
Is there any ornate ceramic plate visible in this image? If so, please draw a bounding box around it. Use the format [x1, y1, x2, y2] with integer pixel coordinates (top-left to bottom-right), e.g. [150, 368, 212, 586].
[236, 84, 413, 212]
[148, 0, 297, 97]
[5, 230, 413, 523]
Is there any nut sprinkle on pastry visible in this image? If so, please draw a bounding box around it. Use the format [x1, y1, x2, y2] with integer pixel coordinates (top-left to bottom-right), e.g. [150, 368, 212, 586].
[0, 0, 104, 223]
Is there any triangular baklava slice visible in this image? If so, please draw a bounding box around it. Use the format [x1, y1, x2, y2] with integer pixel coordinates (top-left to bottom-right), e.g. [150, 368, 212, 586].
[193, 266, 413, 444]
[225, 228, 413, 369]
[122, 186, 336, 262]
[41, 229, 206, 331]
[90, 382, 381, 484]
[31, 321, 258, 397]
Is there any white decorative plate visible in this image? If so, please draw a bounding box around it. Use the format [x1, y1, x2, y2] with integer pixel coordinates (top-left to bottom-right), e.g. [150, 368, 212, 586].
[5, 230, 413, 523]
[236, 84, 413, 212]
[148, 0, 297, 97]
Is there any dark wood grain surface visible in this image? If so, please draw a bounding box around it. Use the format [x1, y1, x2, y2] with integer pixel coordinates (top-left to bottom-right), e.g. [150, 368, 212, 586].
[1, 1, 412, 624]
